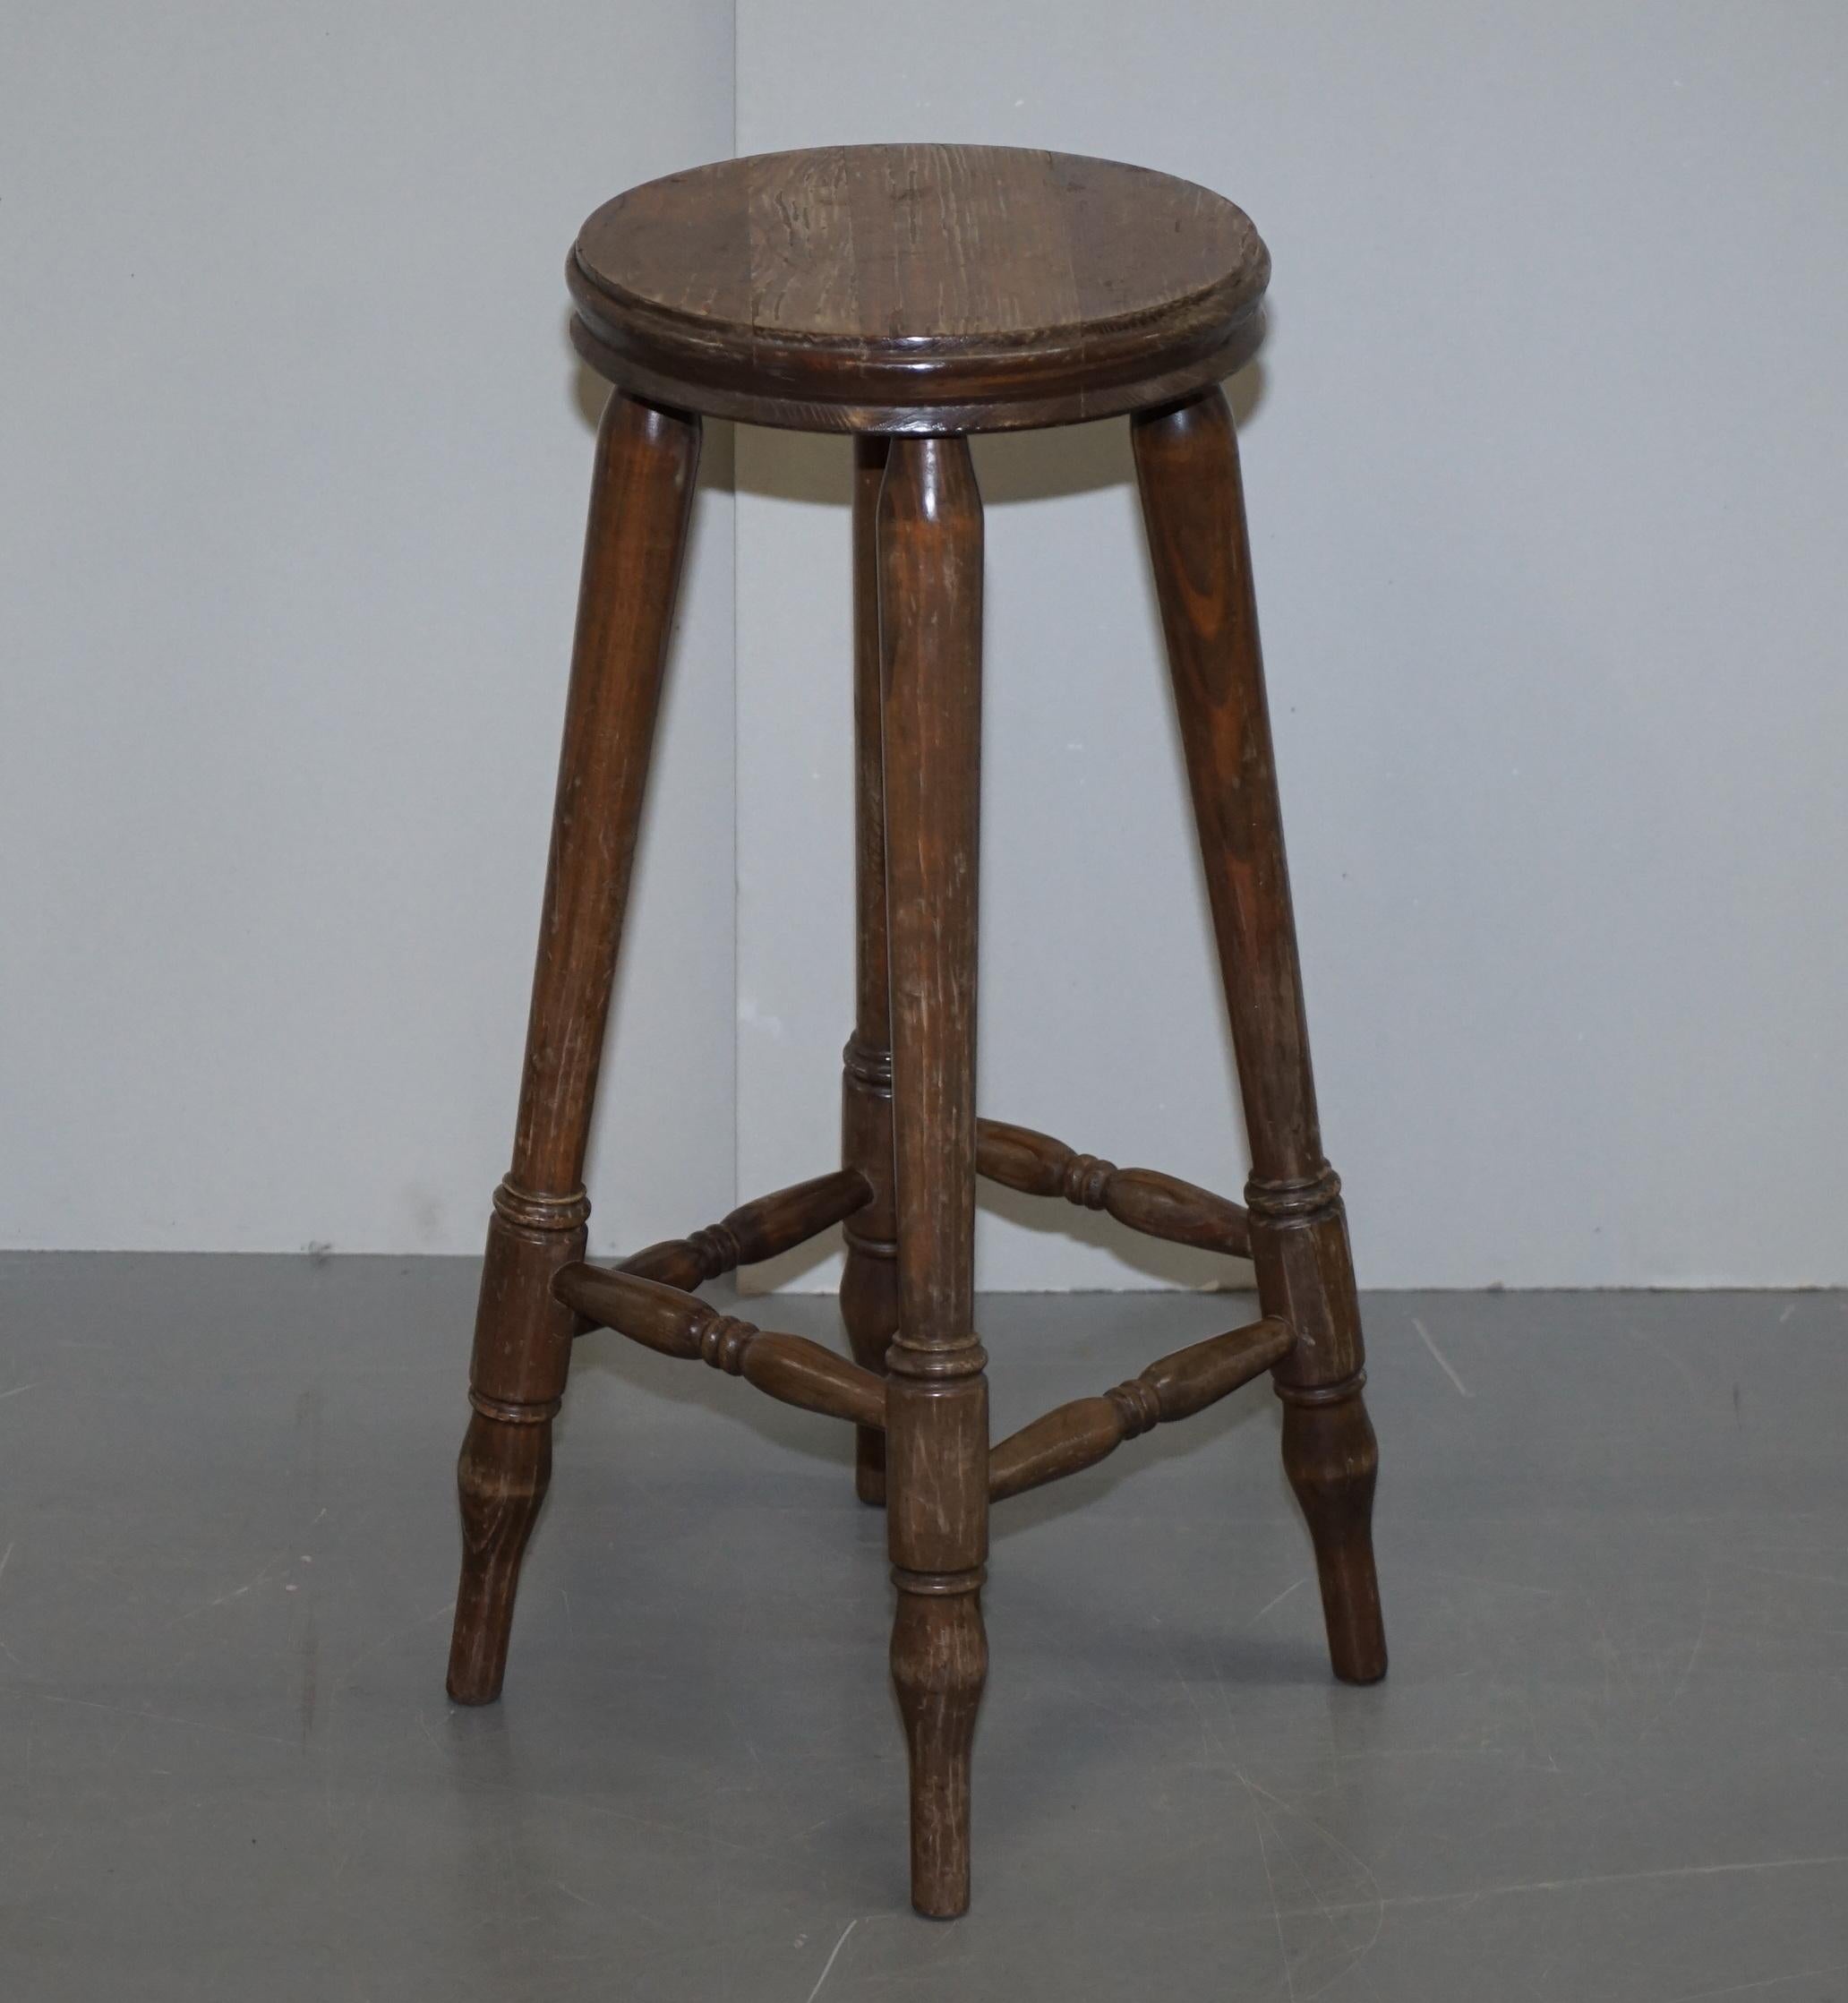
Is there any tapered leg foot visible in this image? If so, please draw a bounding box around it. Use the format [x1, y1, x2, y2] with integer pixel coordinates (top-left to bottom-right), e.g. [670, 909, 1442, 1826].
[447, 1187, 584, 1701]
[1134, 387, 1387, 1691]
[1251, 1175, 1387, 1684]
[443, 390, 700, 1703]
[1279, 1386, 1385, 1683]
[892, 1584, 987, 1917]
[877, 432, 988, 1916]
[448, 1409, 552, 1704]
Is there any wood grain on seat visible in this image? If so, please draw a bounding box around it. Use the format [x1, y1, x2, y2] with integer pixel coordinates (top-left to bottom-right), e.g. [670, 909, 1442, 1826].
[569, 144, 1269, 432]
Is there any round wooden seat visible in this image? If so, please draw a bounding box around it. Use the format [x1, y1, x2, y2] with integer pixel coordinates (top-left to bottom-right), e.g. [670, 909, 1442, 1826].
[569, 144, 1269, 433]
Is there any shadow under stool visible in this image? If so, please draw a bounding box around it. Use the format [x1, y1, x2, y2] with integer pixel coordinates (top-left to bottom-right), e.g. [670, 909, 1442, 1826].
[445, 143, 1387, 1920]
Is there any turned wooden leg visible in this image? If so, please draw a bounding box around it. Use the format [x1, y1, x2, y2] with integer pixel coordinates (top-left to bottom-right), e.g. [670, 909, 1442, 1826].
[448, 391, 701, 1705]
[1133, 388, 1386, 1686]
[878, 433, 988, 1916]
[841, 434, 898, 1507]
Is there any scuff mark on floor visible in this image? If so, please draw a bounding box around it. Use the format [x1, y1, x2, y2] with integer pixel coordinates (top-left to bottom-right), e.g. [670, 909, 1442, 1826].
[803, 1918, 858, 2002]
[1410, 1317, 1473, 1398]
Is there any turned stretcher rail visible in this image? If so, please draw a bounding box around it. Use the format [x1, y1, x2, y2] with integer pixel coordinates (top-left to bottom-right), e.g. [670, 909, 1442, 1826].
[975, 1118, 1250, 1260]
[616, 1167, 873, 1292]
[988, 1316, 1294, 1502]
[554, 1263, 887, 1430]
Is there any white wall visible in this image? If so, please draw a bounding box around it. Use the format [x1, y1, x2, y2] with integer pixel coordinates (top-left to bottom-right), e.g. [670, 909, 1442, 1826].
[734, 0, 1848, 1289]
[0, 4, 737, 1255]
[8, 5, 1848, 1288]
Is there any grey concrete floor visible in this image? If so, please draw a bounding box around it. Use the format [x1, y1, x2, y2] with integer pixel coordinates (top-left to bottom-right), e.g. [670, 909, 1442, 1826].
[2, 1257, 1846, 1999]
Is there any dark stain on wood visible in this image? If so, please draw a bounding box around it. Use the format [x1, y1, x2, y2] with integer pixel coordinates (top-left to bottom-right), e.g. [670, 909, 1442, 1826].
[569, 144, 1268, 433]
[448, 145, 1386, 1918]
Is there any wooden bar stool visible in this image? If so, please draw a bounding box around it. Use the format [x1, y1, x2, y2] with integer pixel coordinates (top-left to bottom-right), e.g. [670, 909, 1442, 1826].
[446, 144, 1386, 1919]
